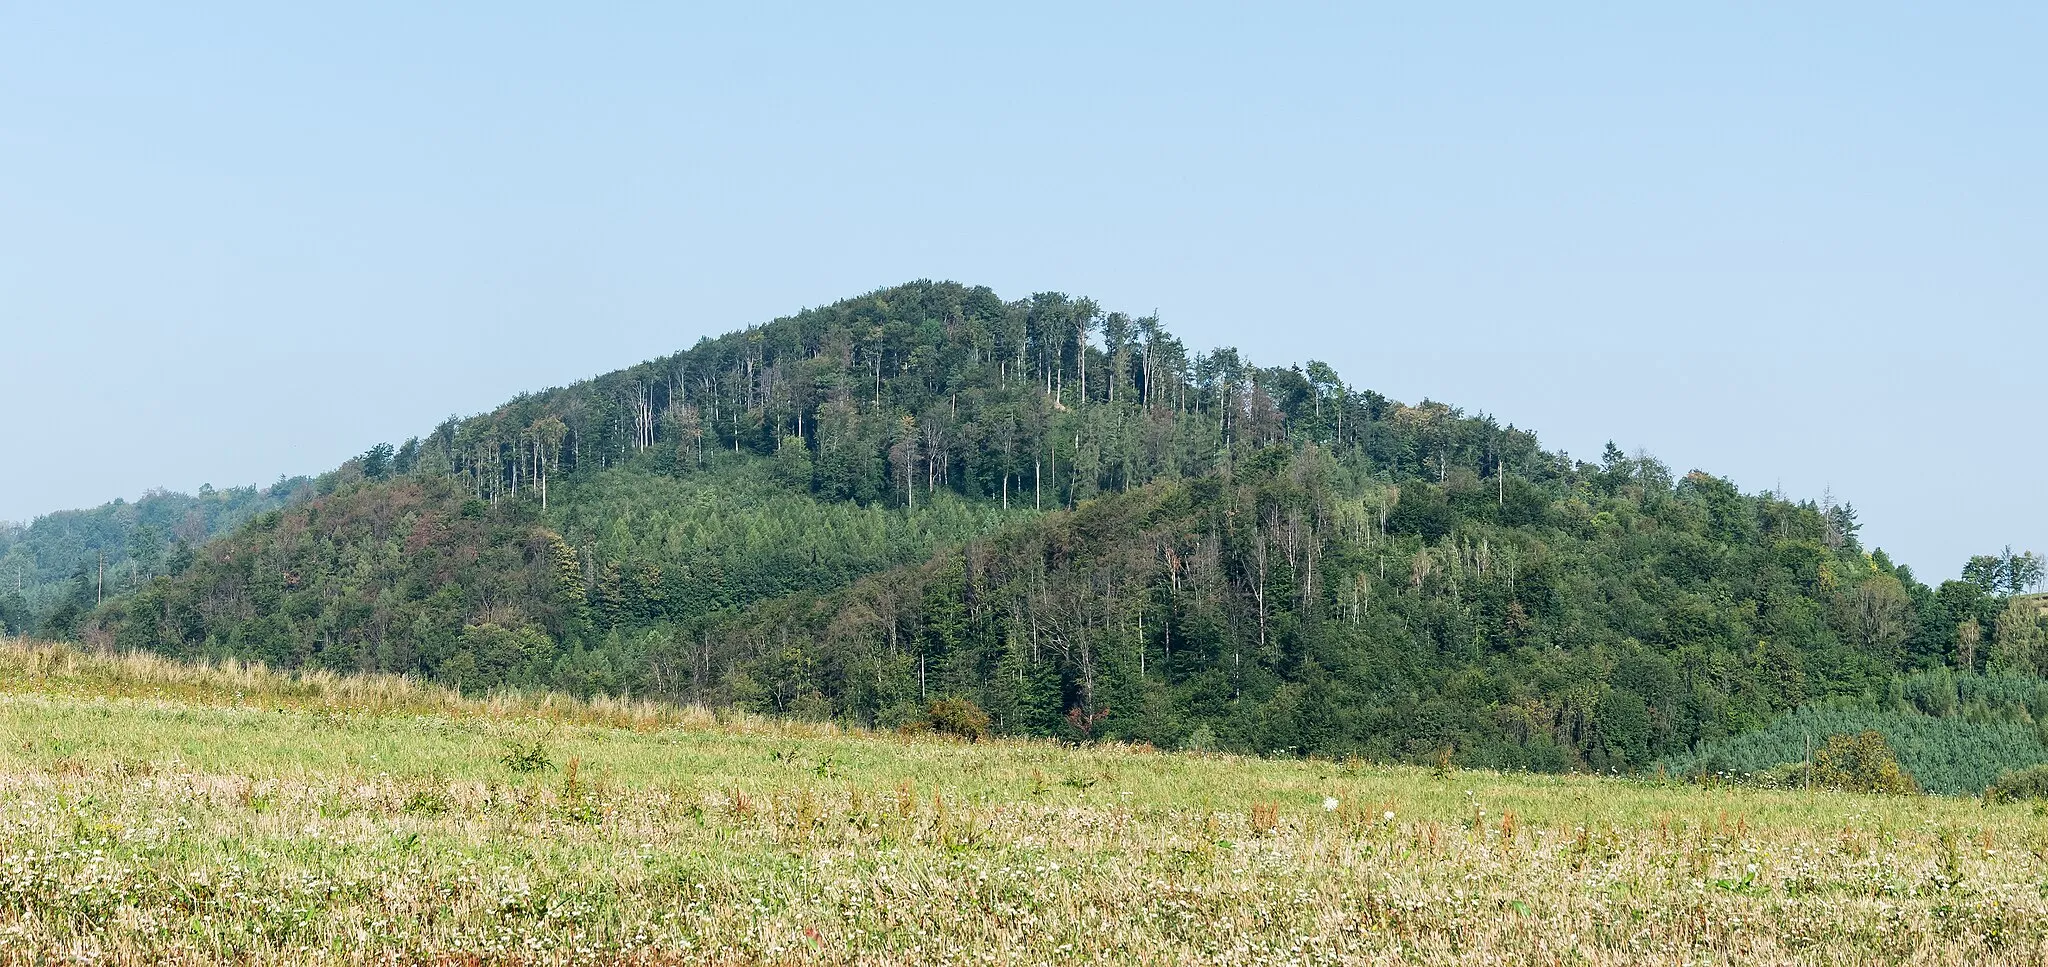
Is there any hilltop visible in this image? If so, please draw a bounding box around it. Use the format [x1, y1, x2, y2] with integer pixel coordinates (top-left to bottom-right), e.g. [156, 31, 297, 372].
[67, 281, 2047, 780]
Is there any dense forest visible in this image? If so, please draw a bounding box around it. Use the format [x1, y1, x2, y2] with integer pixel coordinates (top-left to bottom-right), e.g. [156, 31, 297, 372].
[64, 281, 2048, 779]
[0, 480, 309, 638]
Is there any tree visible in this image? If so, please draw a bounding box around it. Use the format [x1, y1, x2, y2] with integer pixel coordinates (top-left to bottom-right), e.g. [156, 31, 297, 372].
[361, 443, 395, 481]
[1387, 484, 1454, 541]
[1964, 554, 2010, 596]
[1956, 617, 1982, 672]
[1992, 596, 2045, 675]
[2006, 549, 2045, 595]
[454, 622, 553, 688]
[1595, 687, 1652, 767]
[773, 436, 814, 491]
[543, 530, 588, 630]
[531, 417, 569, 510]
[0, 591, 26, 636]
[1846, 574, 1910, 658]
[889, 416, 919, 509]
[1807, 731, 1919, 795]
[1961, 549, 2045, 598]
[127, 524, 164, 579]
[593, 561, 627, 629]
[1821, 496, 1860, 551]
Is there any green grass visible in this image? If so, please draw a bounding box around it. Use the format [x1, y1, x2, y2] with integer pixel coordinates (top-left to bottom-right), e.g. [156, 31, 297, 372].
[3, 638, 2048, 965]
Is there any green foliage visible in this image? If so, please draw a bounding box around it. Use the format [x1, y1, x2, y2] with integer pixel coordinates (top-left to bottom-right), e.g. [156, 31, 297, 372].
[1991, 596, 2047, 675]
[1665, 704, 2048, 795]
[1795, 731, 1919, 795]
[70, 280, 2042, 787]
[923, 696, 993, 742]
[547, 462, 1022, 622]
[1965, 548, 2047, 597]
[0, 480, 306, 630]
[1984, 764, 2048, 804]
[0, 591, 25, 636]
[361, 443, 395, 481]
[499, 740, 554, 774]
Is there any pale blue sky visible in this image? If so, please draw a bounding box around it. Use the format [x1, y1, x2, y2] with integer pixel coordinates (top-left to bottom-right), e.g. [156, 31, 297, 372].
[2, 3, 2041, 578]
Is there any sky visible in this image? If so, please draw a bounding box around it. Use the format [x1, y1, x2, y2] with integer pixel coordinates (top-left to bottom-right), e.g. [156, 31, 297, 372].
[1, 3, 2041, 579]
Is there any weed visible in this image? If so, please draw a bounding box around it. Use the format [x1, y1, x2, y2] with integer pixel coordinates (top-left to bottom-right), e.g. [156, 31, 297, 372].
[1249, 800, 1279, 834]
[402, 788, 452, 817]
[499, 739, 553, 774]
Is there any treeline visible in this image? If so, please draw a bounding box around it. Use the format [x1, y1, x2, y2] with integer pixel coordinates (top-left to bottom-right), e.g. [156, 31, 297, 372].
[77, 281, 2048, 774]
[352, 280, 1541, 516]
[0, 480, 309, 638]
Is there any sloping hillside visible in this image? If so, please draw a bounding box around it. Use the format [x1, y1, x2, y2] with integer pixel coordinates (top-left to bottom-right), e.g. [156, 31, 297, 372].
[0, 479, 309, 636]
[85, 281, 2034, 771]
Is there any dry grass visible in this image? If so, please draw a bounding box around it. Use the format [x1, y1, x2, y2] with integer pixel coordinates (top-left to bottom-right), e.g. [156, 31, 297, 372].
[0, 639, 832, 736]
[0, 637, 2044, 965]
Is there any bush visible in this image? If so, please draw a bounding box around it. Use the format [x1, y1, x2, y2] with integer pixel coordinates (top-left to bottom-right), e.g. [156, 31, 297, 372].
[1986, 764, 2048, 804]
[924, 696, 992, 742]
[1775, 731, 1919, 795]
[500, 740, 554, 774]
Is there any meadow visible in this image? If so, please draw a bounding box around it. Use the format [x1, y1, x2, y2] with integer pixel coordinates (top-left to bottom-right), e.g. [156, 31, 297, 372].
[0, 639, 2044, 965]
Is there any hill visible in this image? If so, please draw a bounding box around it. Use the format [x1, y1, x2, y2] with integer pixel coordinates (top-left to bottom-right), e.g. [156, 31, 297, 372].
[81, 281, 2045, 775]
[0, 479, 311, 637]
[0, 638, 2043, 964]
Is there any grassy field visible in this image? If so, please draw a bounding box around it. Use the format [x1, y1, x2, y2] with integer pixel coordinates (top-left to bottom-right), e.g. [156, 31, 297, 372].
[1, 640, 2046, 964]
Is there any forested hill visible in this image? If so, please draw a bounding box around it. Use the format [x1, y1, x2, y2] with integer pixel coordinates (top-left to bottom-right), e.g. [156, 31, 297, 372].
[82, 281, 2048, 772]
[1, 480, 310, 638]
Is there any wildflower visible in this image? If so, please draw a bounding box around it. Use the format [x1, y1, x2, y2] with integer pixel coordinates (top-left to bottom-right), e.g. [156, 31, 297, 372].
[1323, 797, 1339, 812]
[1383, 811, 1396, 822]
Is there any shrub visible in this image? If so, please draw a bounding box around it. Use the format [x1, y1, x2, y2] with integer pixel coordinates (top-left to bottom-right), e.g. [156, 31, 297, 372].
[1985, 764, 2048, 804]
[500, 740, 554, 774]
[924, 696, 992, 742]
[1778, 731, 1919, 795]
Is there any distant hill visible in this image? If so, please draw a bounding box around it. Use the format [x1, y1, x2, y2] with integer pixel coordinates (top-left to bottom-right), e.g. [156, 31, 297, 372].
[0, 480, 310, 636]
[80, 281, 2043, 772]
